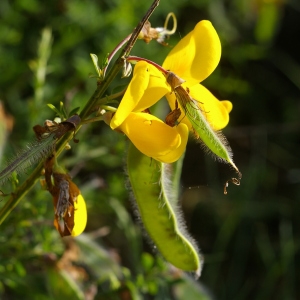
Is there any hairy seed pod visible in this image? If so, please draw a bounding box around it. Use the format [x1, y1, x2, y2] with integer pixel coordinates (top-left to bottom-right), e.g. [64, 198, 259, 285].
[165, 71, 241, 193]
[127, 142, 202, 276]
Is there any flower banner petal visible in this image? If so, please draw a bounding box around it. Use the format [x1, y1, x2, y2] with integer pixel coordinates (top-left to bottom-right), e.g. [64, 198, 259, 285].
[163, 20, 221, 85]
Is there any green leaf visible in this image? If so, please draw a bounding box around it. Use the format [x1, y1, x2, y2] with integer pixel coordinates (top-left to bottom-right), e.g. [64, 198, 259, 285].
[47, 103, 61, 117]
[165, 71, 241, 192]
[127, 142, 201, 275]
[185, 97, 233, 164]
[90, 53, 102, 78]
[141, 252, 155, 273]
[46, 268, 85, 300]
[59, 101, 68, 119]
[68, 107, 81, 117]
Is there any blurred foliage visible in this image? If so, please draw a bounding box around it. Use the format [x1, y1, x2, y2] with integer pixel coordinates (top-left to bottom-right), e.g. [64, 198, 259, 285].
[0, 0, 300, 299]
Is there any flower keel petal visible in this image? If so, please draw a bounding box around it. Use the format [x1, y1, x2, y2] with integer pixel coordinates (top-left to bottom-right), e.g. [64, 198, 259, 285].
[155, 123, 188, 163]
[119, 112, 187, 163]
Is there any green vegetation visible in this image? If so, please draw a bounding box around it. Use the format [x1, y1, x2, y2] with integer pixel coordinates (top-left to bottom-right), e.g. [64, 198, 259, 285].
[0, 0, 299, 299]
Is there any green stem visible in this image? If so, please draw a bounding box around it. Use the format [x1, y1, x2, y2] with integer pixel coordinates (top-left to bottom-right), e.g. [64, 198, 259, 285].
[0, 132, 74, 225]
[97, 89, 126, 104]
[103, 34, 132, 77]
[0, 161, 44, 224]
[0, 0, 160, 225]
[79, 0, 160, 119]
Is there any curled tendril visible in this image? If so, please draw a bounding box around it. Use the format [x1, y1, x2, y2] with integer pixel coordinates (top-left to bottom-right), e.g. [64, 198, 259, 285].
[156, 12, 177, 45]
[224, 171, 242, 195]
[163, 12, 177, 35]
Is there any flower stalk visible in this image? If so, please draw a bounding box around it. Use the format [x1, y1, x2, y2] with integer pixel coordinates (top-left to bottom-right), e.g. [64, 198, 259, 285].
[127, 55, 167, 74]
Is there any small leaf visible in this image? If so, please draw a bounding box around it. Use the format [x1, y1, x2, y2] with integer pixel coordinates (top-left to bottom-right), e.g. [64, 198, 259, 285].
[59, 101, 68, 119]
[166, 71, 241, 192]
[90, 53, 102, 78]
[141, 253, 155, 272]
[68, 107, 81, 117]
[101, 53, 109, 67]
[47, 103, 61, 116]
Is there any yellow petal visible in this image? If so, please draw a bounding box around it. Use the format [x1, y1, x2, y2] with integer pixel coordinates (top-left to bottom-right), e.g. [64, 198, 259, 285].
[163, 20, 221, 85]
[190, 84, 232, 130]
[155, 123, 188, 163]
[71, 194, 87, 237]
[166, 83, 232, 131]
[118, 112, 187, 163]
[110, 61, 170, 129]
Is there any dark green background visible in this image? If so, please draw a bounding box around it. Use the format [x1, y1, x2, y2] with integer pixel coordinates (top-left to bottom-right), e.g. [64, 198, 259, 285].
[0, 0, 299, 299]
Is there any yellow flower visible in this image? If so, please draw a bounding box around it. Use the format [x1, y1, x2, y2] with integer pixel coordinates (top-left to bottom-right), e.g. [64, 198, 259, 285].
[110, 63, 186, 163]
[118, 112, 188, 163]
[111, 62, 170, 129]
[52, 173, 87, 237]
[162, 20, 232, 131]
[72, 194, 87, 237]
[110, 20, 231, 162]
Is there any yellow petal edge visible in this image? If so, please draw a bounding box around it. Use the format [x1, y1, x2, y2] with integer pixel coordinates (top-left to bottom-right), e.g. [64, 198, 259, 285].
[71, 194, 87, 237]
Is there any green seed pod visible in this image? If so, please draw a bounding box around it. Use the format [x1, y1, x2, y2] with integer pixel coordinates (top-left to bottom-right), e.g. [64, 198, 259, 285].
[0, 136, 56, 186]
[127, 142, 201, 276]
[166, 71, 241, 193]
[0, 115, 81, 188]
